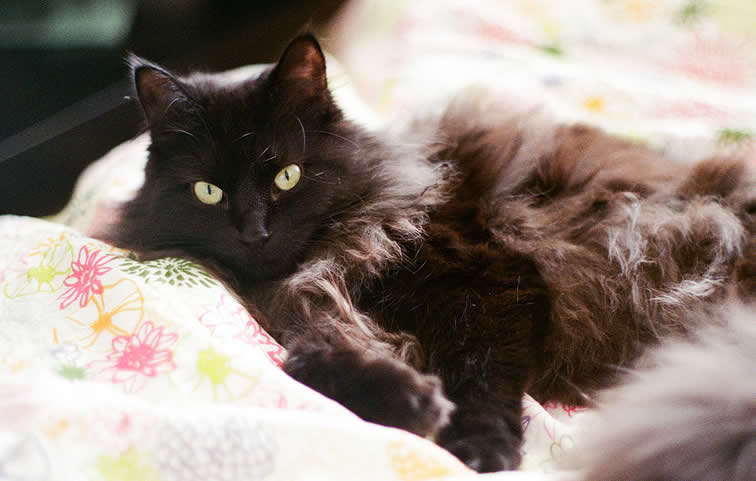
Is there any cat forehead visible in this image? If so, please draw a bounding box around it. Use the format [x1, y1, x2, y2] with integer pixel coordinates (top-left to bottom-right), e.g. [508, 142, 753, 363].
[196, 82, 269, 123]
[167, 88, 276, 151]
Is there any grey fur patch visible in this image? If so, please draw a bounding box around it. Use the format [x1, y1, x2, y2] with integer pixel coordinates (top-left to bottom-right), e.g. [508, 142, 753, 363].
[565, 303, 756, 481]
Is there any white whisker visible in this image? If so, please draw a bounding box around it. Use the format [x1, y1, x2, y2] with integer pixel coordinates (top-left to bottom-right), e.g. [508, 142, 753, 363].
[303, 174, 338, 185]
[165, 97, 184, 114]
[295, 115, 307, 154]
[309, 130, 360, 149]
[234, 131, 256, 143]
[164, 128, 198, 142]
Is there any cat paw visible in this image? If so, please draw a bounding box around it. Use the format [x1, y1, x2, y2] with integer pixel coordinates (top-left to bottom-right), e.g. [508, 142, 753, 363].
[441, 434, 521, 472]
[438, 417, 522, 472]
[383, 368, 455, 437]
[283, 346, 454, 437]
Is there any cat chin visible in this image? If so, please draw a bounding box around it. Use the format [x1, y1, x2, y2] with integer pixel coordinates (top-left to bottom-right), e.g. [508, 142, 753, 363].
[225, 253, 298, 285]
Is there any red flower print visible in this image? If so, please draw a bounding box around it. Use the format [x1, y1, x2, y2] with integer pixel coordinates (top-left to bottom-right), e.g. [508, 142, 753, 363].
[562, 405, 587, 417]
[59, 246, 115, 309]
[200, 293, 285, 366]
[89, 321, 178, 392]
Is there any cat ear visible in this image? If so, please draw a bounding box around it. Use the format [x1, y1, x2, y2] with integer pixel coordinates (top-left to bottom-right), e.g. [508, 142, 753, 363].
[128, 54, 191, 125]
[271, 34, 328, 101]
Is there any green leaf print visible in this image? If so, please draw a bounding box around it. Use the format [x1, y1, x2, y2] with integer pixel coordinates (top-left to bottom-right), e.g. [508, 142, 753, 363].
[57, 365, 86, 381]
[717, 128, 754, 145]
[677, 0, 709, 25]
[537, 43, 564, 57]
[118, 257, 218, 288]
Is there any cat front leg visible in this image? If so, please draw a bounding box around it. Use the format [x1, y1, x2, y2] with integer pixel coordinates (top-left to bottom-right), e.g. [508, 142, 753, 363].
[282, 330, 455, 437]
[384, 247, 549, 472]
[434, 335, 531, 472]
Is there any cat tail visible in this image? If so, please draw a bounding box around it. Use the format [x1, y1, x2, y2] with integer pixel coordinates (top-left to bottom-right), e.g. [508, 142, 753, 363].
[564, 302, 756, 481]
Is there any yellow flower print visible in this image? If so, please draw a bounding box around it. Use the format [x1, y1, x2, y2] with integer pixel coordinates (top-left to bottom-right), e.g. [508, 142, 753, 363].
[388, 441, 467, 480]
[4, 239, 73, 298]
[43, 419, 70, 439]
[623, 0, 659, 22]
[173, 345, 260, 402]
[604, 0, 659, 23]
[583, 96, 605, 113]
[195, 346, 259, 401]
[97, 448, 160, 481]
[65, 278, 144, 350]
[28, 232, 67, 256]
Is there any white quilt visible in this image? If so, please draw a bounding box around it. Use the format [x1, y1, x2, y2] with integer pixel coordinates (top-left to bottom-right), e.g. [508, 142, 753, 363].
[2, 0, 755, 479]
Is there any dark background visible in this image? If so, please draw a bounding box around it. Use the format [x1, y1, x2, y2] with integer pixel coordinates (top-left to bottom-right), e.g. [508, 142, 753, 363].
[0, 0, 346, 217]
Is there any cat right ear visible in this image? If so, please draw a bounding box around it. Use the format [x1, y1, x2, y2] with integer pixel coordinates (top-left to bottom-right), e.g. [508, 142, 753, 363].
[127, 54, 191, 125]
[270, 34, 329, 103]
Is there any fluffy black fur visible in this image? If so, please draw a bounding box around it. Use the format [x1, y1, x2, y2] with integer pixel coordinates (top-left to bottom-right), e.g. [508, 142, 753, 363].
[103, 35, 756, 472]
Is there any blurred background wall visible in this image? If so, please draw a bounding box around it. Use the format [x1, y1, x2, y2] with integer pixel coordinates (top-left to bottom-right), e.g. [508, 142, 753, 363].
[0, 0, 346, 216]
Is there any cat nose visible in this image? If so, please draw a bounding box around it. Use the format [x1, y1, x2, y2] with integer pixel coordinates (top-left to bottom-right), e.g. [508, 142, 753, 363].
[240, 219, 271, 245]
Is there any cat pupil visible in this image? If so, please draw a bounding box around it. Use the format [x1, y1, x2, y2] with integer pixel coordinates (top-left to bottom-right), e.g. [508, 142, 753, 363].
[284, 169, 290, 181]
[207, 184, 212, 195]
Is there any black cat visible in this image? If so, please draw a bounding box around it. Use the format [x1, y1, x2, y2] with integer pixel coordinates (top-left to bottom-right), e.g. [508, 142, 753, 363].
[104, 34, 756, 472]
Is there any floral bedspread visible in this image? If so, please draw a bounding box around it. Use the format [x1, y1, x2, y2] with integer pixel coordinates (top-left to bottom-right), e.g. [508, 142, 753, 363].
[329, 0, 756, 161]
[2, 0, 755, 479]
[0, 137, 576, 481]
[0, 82, 571, 481]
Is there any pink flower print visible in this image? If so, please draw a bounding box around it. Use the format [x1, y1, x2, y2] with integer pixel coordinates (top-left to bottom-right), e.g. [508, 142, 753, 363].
[670, 34, 753, 88]
[89, 321, 178, 392]
[200, 293, 285, 366]
[457, 10, 534, 47]
[235, 320, 285, 367]
[652, 101, 730, 121]
[59, 246, 115, 309]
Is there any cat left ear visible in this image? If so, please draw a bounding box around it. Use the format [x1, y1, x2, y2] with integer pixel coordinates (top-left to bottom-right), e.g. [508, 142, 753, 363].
[128, 54, 191, 126]
[271, 34, 328, 101]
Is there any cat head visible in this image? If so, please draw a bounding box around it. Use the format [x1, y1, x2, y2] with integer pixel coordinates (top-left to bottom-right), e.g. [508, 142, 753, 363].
[112, 35, 376, 282]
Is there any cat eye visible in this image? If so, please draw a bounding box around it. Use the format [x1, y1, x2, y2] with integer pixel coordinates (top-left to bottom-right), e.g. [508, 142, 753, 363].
[193, 181, 224, 205]
[274, 164, 302, 191]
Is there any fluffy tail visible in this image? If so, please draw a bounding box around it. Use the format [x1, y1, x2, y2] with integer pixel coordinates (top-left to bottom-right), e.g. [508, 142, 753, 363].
[566, 303, 756, 481]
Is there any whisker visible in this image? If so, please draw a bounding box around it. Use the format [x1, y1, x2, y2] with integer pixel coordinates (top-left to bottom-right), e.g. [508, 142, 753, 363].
[308, 130, 360, 149]
[165, 97, 184, 114]
[258, 146, 271, 160]
[164, 128, 199, 143]
[319, 196, 370, 221]
[302, 174, 339, 185]
[233, 131, 256, 143]
[295, 115, 307, 154]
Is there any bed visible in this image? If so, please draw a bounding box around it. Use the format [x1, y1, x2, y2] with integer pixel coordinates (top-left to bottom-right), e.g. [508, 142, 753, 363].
[2, 0, 755, 479]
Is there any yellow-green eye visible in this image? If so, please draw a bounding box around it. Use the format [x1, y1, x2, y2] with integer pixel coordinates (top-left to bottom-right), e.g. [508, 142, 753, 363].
[274, 164, 301, 191]
[193, 181, 224, 204]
